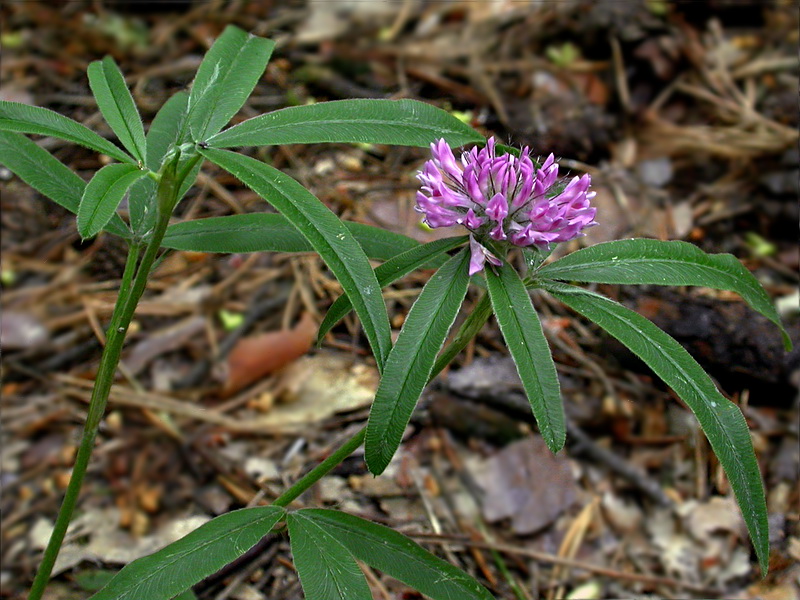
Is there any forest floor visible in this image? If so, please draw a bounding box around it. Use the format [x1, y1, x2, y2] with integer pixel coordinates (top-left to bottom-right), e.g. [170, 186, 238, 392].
[1, 2, 798, 599]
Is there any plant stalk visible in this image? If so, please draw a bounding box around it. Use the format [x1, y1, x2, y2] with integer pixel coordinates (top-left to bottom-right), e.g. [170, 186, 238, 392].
[272, 428, 367, 508]
[269, 292, 493, 509]
[29, 169, 181, 600]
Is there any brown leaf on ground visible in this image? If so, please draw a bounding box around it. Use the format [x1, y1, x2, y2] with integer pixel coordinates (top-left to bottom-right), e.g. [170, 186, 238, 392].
[472, 435, 579, 535]
[223, 312, 317, 396]
[0, 310, 48, 350]
[123, 315, 205, 376]
[254, 352, 378, 428]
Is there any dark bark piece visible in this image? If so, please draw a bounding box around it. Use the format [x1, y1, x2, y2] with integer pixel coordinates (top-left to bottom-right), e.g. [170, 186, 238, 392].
[613, 288, 799, 405]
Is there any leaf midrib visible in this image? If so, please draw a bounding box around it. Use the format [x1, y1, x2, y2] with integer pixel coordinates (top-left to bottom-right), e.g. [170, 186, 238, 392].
[83, 168, 139, 233]
[492, 273, 560, 446]
[202, 150, 389, 369]
[99, 510, 280, 599]
[293, 515, 363, 600]
[104, 64, 145, 160]
[262, 172, 388, 367]
[211, 117, 468, 145]
[543, 256, 754, 291]
[372, 260, 466, 461]
[0, 117, 122, 160]
[309, 517, 482, 596]
[192, 39, 254, 140]
[559, 291, 753, 511]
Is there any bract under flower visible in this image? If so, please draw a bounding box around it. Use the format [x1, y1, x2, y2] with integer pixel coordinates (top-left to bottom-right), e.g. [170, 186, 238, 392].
[415, 138, 597, 275]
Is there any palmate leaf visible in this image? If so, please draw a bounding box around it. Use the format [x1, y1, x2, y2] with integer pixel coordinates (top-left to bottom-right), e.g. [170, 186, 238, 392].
[0, 101, 134, 164]
[365, 248, 471, 474]
[298, 509, 494, 600]
[287, 513, 372, 600]
[146, 91, 189, 172]
[161, 213, 423, 261]
[187, 25, 275, 143]
[88, 56, 147, 164]
[90, 506, 285, 600]
[0, 131, 130, 238]
[486, 261, 565, 453]
[545, 281, 769, 574]
[77, 163, 147, 239]
[317, 236, 466, 344]
[538, 238, 791, 350]
[206, 99, 483, 149]
[199, 147, 392, 371]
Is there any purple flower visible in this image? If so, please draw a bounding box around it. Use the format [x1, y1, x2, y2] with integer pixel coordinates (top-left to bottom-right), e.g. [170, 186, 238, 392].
[415, 138, 597, 275]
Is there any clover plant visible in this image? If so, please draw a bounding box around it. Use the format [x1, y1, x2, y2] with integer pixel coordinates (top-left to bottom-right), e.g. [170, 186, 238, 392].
[1, 25, 789, 600]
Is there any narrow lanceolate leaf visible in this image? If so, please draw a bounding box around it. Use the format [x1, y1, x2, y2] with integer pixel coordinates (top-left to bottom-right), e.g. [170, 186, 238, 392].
[344, 221, 423, 260]
[287, 513, 372, 600]
[546, 282, 769, 574]
[206, 99, 483, 149]
[366, 248, 470, 474]
[161, 213, 422, 261]
[187, 25, 274, 142]
[200, 148, 392, 370]
[538, 238, 791, 350]
[0, 131, 130, 238]
[486, 261, 565, 453]
[0, 101, 134, 164]
[146, 91, 189, 171]
[88, 56, 147, 164]
[299, 509, 494, 600]
[78, 164, 147, 239]
[317, 236, 466, 344]
[89, 506, 284, 600]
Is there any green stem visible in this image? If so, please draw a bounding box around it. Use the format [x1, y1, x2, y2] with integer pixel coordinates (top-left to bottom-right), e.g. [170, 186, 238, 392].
[432, 292, 492, 377]
[29, 175, 179, 600]
[108, 242, 141, 333]
[270, 292, 493, 509]
[272, 428, 367, 508]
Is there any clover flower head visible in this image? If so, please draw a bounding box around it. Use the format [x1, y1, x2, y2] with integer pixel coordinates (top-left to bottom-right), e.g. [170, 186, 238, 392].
[415, 138, 597, 275]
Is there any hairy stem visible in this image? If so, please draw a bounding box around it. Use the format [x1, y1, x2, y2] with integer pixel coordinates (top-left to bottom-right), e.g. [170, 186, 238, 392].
[29, 168, 181, 600]
[272, 428, 367, 508]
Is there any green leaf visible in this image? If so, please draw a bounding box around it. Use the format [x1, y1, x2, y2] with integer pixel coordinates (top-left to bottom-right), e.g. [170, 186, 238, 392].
[538, 238, 791, 351]
[0, 131, 83, 213]
[146, 91, 189, 171]
[161, 213, 423, 261]
[0, 100, 134, 164]
[88, 56, 147, 164]
[365, 249, 471, 474]
[318, 236, 466, 344]
[128, 176, 157, 237]
[343, 222, 423, 261]
[432, 292, 493, 379]
[486, 261, 565, 453]
[78, 163, 147, 239]
[546, 282, 769, 574]
[207, 99, 483, 149]
[199, 147, 392, 371]
[287, 513, 372, 600]
[89, 506, 284, 600]
[187, 25, 275, 142]
[0, 131, 130, 238]
[74, 570, 117, 592]
[299, 509, 494, 600]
